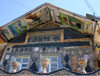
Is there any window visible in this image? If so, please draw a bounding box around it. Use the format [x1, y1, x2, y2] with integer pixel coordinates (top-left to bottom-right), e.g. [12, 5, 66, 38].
[10, 55, 30, 72]
[46, 56, 58, 72]
[39, 54, 62, 72]
[15, 56, 30, 69]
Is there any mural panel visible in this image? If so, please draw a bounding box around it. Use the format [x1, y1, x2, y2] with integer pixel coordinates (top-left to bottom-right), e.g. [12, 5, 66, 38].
[24, 10, 44, 29]
[52, 10, 85, 33]
[25, 8, 45, 29]
[1, 19, 27, 40]
[84, 20, 94, 34]
[0, 35, 6, 44]
[24, 7, 52, 29]
[2, 27, 14, 40]
[8, 19, 27, 36]
[51, 10, 69, 25]
[68, 16, 84, 33]
[43, 7, 52, 21]
[51, 8, 95, 34]
[60, 12, 69, 26]
[0, 5, 96, 41]
[52, 9, 61, 23]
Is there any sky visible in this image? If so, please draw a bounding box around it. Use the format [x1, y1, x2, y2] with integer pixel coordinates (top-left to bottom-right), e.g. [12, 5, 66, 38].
[0, 0, 100, 26]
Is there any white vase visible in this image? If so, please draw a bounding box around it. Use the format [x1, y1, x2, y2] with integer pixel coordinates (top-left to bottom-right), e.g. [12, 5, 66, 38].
[79, 58, 88, 73]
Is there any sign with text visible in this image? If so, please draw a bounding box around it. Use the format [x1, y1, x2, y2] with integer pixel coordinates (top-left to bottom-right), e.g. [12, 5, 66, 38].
[28, 34, 61, 43]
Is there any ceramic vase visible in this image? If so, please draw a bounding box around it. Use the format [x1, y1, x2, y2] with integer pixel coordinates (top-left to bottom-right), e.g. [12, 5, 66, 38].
[79, 58, 87, 73]
[11, 61, 21, 73]
[41, 58, 50, 73]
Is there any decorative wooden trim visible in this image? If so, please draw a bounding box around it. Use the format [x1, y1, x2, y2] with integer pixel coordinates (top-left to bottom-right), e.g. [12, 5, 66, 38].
[24, 33, 29, 44]
[63, 46, 92, 49]
[7, 38, 91, 46]
[7, 43, 24, 46]
[78, 46, 91, 48]
[61, 30, 64, 42]
[64, 38, 91, 42]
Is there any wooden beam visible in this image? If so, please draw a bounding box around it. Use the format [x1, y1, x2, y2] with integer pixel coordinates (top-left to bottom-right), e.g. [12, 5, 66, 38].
[7, 43, 24, 46]
[24, 33, 29, 44]
[61, 30, 64, 42]
[64, 38, 91, 42]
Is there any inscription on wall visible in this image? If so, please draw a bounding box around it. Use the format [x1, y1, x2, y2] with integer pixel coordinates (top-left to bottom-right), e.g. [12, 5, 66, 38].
[28, 34, 61, 43]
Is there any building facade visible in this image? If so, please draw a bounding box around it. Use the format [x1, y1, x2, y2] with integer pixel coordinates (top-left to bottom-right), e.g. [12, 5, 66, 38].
[0, 3, 100, 76]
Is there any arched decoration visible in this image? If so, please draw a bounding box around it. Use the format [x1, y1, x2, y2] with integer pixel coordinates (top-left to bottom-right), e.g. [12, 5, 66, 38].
[29, 58, 38, 72]
[64, 54, 71, 70]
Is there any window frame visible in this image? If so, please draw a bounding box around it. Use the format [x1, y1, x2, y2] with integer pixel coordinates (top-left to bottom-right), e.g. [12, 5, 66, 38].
[10, 55, 30, 72]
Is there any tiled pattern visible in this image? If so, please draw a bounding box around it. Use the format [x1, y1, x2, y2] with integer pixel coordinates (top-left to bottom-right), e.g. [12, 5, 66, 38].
[2, 46, 95, 73]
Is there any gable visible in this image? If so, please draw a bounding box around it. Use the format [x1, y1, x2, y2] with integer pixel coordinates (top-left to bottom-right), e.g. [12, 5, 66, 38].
[0, 3, 95, 45]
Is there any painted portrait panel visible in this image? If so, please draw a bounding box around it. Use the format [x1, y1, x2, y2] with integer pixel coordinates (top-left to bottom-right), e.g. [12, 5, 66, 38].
[60, 12, 69, 26]
[43, 7, 52, 21]
[68, 16, 84, 33]
[8, 20, 27, 36]
[2, 27, 14, 40]
[52, 9, 61, 23]
[24, 9, 44, 29]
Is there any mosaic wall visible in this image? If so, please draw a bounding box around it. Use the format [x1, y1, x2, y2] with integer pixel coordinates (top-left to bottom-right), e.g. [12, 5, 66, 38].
[1, 46, 94, 73]
[0, 3, 99, 76]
